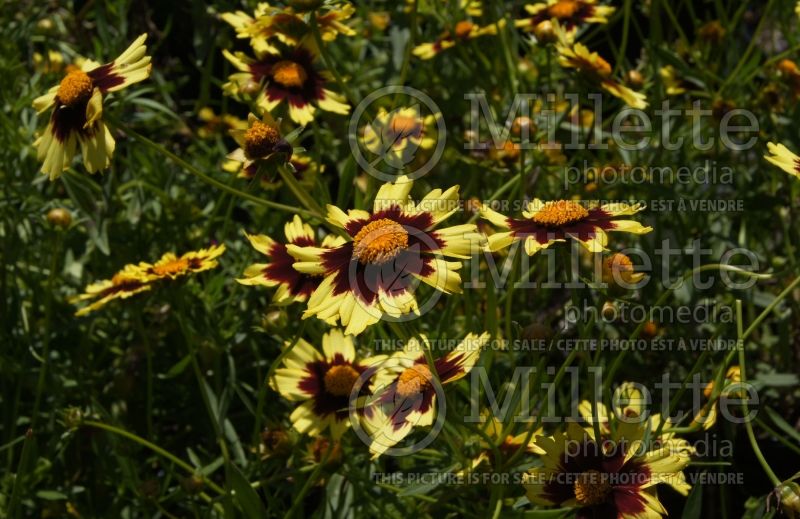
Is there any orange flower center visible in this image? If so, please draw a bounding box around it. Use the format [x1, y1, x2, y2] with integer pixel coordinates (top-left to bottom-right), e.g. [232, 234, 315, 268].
[454, 20, 474, 38]
[395, 364, 433, 399]
[272, 60, 308, 88]
[244, 121, 281, 159]
[390, 114, 421, 139]
[323, 364, 360, 397]
[548, 0, 581, 19]
[531, 200, 589, 227]
[57, 70, 93, 106]
[573, 470, 612, 506]
[352, 218, 409, 264]
[152, 258, 190, 277]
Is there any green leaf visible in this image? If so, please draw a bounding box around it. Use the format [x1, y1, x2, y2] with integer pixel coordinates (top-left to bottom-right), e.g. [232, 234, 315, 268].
[36, 490, 68, 501]
[227, 462, 267, 519]
[159, 354, 192, 379]
[681, 479, 703, 519]
[764, 407, 800, 445]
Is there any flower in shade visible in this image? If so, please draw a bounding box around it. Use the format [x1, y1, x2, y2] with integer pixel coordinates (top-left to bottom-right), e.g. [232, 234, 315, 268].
[413, 19, 506, 60]
[287, 175, 483, 336]
[226, 112, 292, 176]
[223, 43, 349, 125]
[72, 264, 153, 316]
[764, 142, 800, 179]
[237, 215, 345, 305]
[691, 366, 743, 430]
[197, 107, 248, 139]
[144, 244, 226, 281]
[601, 252, 644, 288]
[524, 421, 693, 518]
[362, 106, 439, 169]
[362, 333, 489, 457]
[272, 329, 388, 439]
[467, 413, 544, 472]
[516, 0, 614, 38]
[659, 65, 687, 96]
[554, 25, 647, 109]
[224, 151, 323, 190]
[481, 199, 652, 255]
[222, 3, 355, 55]
[33, 34, 152, 180]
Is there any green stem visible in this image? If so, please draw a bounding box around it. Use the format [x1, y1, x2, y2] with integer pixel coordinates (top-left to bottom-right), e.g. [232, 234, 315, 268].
[284, 442, 332, 519]
[32, 232, 62, 426]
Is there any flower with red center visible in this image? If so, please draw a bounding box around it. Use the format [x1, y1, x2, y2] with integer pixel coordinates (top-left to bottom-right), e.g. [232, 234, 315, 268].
[553, 24, 647, 109]
[272, 329, 388, 439]
[286, 175, 483, 336]
[33, 34, 152, 179]
[362, 333, 489, 457]
[481, 199, 652, 256]
[413, 19, 506, 60]
[516, 0, 614, 38]
[764, 142, 800, 180]
[524, 421, 693, 518]
[362, 106, 439, 169]
[237, 215, 345, 305]
[145, 244, 226, 280]
[72, 264, 153, 316]
[222, 3, 355, 56]
[223, 44, 349, 125]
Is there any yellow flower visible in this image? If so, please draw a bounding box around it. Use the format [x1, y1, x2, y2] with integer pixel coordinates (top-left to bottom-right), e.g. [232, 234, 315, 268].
[481, 199, 652, 255]
[554, 24, 647, 109]
[197, 107, 247, 139]
[362, 333, 489, 457]
[764, 142, 800, 179]
[145, 244, 226, 280]
[33, 34, 152, 180]
[516, 0, 615, 40]
[286, 175, 483, 335]
[659, 65, 687, 95]
[413, 19, 506, 60]
[524, 421, 692, 518]
[362, 106, 439, 169]
[601, 252, 644, 287]
[271, 329, 388, 439]
[72, 264, 153, 316]
[226, 112, 292, 175]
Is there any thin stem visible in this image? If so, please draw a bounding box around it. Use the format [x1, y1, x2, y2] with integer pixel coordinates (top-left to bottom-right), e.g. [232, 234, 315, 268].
[283, 441, 332, 519]
[32, 232, 62, 426]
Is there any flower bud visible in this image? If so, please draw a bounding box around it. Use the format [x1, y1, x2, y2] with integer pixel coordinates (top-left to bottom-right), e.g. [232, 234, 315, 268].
[47, 207, 72, 229]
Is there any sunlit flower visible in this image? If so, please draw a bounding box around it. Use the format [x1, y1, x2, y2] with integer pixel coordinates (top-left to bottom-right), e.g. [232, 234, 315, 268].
[554, 25, 647, 109]
[516, 0, 614, 38]
[272, 329, 388, 439]
[764, 142, 800, 179]
[72, 264, 153, 316]
[223, 43, 349, 125]
[362, 333, 489, 457]
[197, 107, 248, 139]
[226, 112, 292, 175]
[287, 175, 483, 335]
[413, 20, 506, 60]
[222, 3, 356, 55]
[524, 421, 692, 518]
[145, 244, 226, 281]
[33, 34, 152, 180]
[362, 106, 439, 169]
[481, 199, 652, 255]
[238, 215, 345, 305]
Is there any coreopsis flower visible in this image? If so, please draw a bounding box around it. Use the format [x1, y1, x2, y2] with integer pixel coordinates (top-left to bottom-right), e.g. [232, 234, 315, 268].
[468, 414, 544, 471]
[480, 199, 652, 255]
[554, 26, 647, 109]
[413, 19, 506, 60]
[144, 244, 226, 281]
[72, 264, 152, 316]
[691, 366, 742, 430]
[33, 34, 152, 180]
[197, 107, 247, 139]
[237, 215, 345, 305]
[765, 142, 800, 179]
[224, 151, 322, 190]
[272, 329, 388, 439]
[33, 50, 68, 75]
[659, 65, 687, 95]
[222, 3, 355, 55]
[223, 43, 349, 125]
[524, 421, 693, 518]
[362, 333, 489, 457]
[601, 252, 644, 288]
[362, 107, 439, 169]
[287, 175, 483, 336]
[226, 112, 292, 176]
[516, 0, 614, 38]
